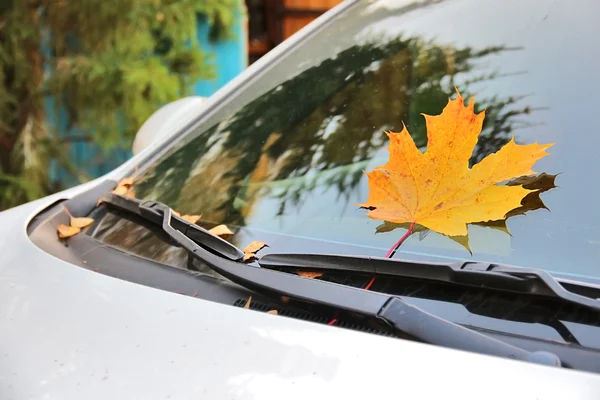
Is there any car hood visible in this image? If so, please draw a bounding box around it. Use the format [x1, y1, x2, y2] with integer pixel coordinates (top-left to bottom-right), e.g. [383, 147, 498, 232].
[0, 191, 599, 399]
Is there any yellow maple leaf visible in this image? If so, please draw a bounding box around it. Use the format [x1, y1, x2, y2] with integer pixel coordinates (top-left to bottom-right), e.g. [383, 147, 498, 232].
[358, 91, 554, 237]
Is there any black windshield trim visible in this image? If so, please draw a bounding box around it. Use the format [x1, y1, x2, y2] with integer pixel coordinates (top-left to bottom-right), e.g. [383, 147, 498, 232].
[94, 193, 570, 368]
[257, 253, 600, 312]
[28, 193, 600, 373]
[104, 194, 244, 261]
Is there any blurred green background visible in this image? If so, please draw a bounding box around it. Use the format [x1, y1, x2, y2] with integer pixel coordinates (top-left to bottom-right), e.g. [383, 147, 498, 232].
[0, 0, 247, 210]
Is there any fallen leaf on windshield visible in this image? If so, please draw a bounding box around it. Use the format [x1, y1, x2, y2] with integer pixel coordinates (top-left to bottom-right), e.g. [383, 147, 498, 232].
[118, 176, 134, 188]
[111, 175, 135, 197]
[57, 224, 80, 239]
[61, 206, 95, 230]
[243, 241, 268, 254]
[466, 174, 558, 236]
[209, 224, 233, 237]
[505, 172, 558, 218]
[243, 241, 268, 263]
[267, 310, 278, 315]
[111, 185, 128, 196]
[448, 234, 472, 254]
[375, 171, 559, 253]
[243, 253, 258, 263]
[244, 296, 252, 309]
[297, 270, 324, 279]
[70, 217, 94, 229]
[375, 172, 558, 254]
[181, 214, 201, 224]
[358, 89, 554, 238]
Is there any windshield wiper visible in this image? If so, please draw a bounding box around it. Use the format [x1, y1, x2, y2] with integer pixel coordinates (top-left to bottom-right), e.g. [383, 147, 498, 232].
[258, 253, 600, 313]
[98, 193, 565, 368]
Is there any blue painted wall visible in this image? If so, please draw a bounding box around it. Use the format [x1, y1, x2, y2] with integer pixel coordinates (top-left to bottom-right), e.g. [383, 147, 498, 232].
[48, 2, 247, 187]
[194, 11, 247, 97]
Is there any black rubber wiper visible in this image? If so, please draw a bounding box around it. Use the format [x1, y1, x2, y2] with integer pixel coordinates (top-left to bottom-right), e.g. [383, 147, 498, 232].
[258, 253, 600, 313]
[102, 193, 245, 261]
[99, 193, 565, 368]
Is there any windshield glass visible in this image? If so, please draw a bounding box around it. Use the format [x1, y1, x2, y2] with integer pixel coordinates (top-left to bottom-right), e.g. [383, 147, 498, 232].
[93, 0, 600, 280]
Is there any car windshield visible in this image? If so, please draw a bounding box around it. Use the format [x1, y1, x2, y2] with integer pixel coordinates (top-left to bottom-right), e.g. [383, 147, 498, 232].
[93, 0, 600, 281]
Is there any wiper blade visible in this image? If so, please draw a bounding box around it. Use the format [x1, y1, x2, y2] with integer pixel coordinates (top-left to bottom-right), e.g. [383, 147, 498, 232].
[103, 193, 244, 261]
[99, 193, 564, 368]
[258, 253, 600, 312]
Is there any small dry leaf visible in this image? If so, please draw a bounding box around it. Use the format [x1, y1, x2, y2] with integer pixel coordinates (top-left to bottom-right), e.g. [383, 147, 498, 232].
[111, 176, 135, 197]
[70, 217, 94, 229]
[297, 270, 324, 279]
[62, 206, 94, 230]
[181, 214, 201, 224]
[243, 240, 268, 263]
[266, 310, 278, 315]
[111, 185, 128, 196]
[209, 224, 233, 237]
[118, 177, 134, 188]
[243, 253, 258, 263]
[244, 296, 252, 309]
[57, 224, 81, 239]
[281, 296, 290, 303]
[243, 241, 268, 255]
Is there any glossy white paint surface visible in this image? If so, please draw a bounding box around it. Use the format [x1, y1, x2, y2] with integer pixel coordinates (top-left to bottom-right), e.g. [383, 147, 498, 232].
[1, 1, 600, 398]
[0, 186, 599, 399]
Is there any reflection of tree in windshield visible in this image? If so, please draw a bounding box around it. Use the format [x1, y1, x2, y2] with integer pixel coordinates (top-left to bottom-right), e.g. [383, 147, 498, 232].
[117, 34, 540, 256]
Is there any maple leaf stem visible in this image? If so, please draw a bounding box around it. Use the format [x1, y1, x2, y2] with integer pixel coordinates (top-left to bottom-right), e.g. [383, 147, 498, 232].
[385, 221, 416, 258]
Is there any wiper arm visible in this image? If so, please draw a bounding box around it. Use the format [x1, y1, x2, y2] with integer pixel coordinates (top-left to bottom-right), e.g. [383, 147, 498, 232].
[258, 253, 600, 312]
[103, 193, 245, 261]
[99, 193, 564, 368]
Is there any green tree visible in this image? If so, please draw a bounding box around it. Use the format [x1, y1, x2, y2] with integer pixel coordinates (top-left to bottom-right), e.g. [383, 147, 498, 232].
[0, 0, 238, 210]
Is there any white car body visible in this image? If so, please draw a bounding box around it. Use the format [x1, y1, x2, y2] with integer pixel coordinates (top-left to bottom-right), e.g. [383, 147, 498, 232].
[3, 190, 600, 398]
[2, 0, 600, 398]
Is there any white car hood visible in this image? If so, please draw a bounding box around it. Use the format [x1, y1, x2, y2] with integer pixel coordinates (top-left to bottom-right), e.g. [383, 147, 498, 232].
[0, 79, 599, 398]
[0, 191, 600, 399]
